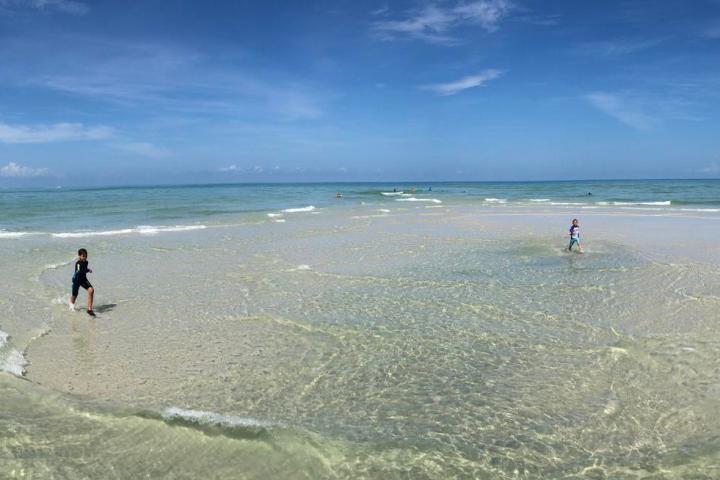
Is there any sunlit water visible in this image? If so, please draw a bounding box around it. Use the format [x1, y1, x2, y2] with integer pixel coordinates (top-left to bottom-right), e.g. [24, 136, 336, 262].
[2, 182, 720, 478]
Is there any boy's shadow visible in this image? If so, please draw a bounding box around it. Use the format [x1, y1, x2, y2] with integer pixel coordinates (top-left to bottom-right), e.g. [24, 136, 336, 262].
[93, 303, 117, 314]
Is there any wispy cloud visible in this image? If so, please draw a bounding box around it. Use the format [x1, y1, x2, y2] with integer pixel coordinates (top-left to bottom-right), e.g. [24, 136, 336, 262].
[0, 0, 88, 15]
[114, 142, 171, 159]
[421, 69, 503, 95]
[218, 164, 270, 174]
[702, 20, 720, 39]
[370, 5, 388, 16]
[0, 122, 113, 143]
[2, 38, 326, 122]
[372, 0, 513, 45]
[0, 162, 50, 177]
[576, 38, 664, 56]
[585, 92, 656, 130]
[700, 162, 720, 175]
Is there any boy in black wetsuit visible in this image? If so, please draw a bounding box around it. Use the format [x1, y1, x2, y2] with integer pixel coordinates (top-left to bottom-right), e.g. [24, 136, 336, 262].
[70, 248, 95, 316]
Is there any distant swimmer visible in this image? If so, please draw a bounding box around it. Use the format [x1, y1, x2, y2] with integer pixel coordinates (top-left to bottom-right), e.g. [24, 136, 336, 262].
[428, 186, 432, 191]
[70, 248, 96, 316]
[568, 219, 583, 253]
[336, 192, 343, 198]
[587, 192, 593, 196]
[393, 188, 397, 192]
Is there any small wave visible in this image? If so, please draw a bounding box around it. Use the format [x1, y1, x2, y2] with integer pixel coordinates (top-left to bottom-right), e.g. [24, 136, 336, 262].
[612, 201, 671, 206]
[267, 213, 283, 218]
[377, 209, 391, 213]
[0, 330, 27, 377]
[550, 202, 585, 206]
[137, 225, 207, 235]
[529, 199, 550, 202]
[43, 259, 74, 271]
[0, 230, 43, 239]
[296, 265, 311, 271]
[51, 225, 207, 238]
[396, 198, 442, 204]
[160, 407, 272, 440]
[273, 218, 286, 223]
[52, 228, 134, 238]
[676, 208, 720, 213]
[283, 206, 315, 213]
[380, 192, 403, 196]
[484, 198, 507, 204]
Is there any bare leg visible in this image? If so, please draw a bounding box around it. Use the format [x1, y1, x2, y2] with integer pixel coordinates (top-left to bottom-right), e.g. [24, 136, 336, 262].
[87, 287, 94, 311]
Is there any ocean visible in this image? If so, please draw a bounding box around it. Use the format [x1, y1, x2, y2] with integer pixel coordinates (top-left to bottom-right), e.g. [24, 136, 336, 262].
[2, 179, 719, 236]
[2, 180, 720, 478]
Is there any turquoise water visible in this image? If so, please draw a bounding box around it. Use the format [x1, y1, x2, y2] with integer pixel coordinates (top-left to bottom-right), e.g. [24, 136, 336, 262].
[1, 180, 719, 235]
[2, 180, 720, 478]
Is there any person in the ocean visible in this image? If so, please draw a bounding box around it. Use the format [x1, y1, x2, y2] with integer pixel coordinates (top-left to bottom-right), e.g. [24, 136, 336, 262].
[568, 219, 582, 253]
[336, 192, 342, 198]
[70, 248, 95, 316]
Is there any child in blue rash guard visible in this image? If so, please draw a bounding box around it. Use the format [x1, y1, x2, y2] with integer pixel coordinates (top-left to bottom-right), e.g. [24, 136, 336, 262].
[568, 219, 583, 253]
[70, 248, 95, 316]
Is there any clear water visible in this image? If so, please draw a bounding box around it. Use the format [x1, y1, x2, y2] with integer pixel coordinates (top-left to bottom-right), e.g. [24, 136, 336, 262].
[2, 181, 720, 478]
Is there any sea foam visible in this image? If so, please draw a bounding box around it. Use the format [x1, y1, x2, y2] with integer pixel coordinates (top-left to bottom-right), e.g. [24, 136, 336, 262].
[612, 201, 672, 206]
[0, 330, 27, 377]
[396, 198, 442, 204]
[0, 230, 42, 239]
[162, 407, 271, 429]
[51, 225, 207, 238]
[283, 206, 315, 213]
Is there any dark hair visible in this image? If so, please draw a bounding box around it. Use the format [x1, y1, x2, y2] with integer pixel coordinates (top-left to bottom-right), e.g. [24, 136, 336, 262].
[572, 219, 578, 223]
[78, 248, 88, 256]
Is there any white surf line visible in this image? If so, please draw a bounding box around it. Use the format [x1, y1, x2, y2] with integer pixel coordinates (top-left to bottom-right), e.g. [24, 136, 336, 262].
[282, 206, 315, 213]
[162, 407, 272, 428]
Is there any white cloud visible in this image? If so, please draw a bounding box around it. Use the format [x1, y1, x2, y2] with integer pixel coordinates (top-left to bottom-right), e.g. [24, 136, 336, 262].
[698, 18, 720, 39]
[0, 162, 50, 177]
[0, 122, 113, 143]
[7, 40, 325, 122]
[115, 142, 170, 159]
[372, 0, 513, 45]
[421, 69, 503, 95]
[585, 92, 656, 130]
[219, 164, 241, 172]
[0, 0, 88, 15]
[253, 165, 263, 173]
[576, 38, 664, 56]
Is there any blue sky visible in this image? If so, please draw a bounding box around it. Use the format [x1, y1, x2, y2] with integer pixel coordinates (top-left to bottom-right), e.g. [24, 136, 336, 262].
[0, 0, 719, 185]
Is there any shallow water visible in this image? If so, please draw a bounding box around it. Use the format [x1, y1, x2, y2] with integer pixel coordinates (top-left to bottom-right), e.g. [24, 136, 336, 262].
[2, 194, 720, 478]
